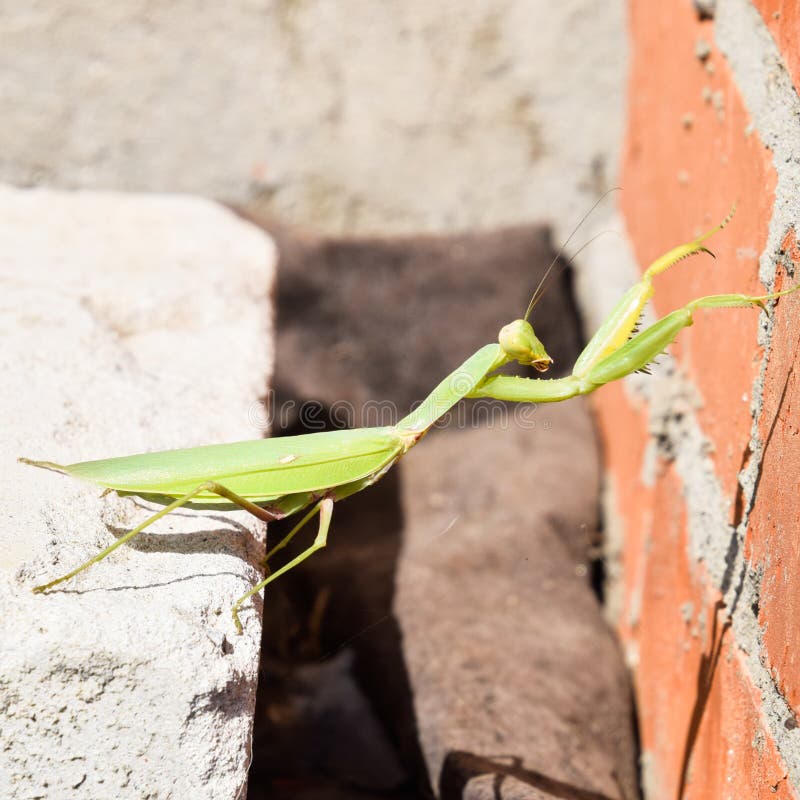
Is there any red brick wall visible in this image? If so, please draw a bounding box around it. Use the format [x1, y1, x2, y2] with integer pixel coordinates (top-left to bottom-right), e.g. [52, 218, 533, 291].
[596, 1, 800, 797]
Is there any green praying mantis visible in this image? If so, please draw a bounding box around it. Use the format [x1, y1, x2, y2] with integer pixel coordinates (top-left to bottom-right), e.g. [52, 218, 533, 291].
[20, 210, 799, 634]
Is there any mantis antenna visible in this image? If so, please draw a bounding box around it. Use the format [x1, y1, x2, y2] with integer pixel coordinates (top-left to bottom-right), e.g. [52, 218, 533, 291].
[523, 187, 621, 322]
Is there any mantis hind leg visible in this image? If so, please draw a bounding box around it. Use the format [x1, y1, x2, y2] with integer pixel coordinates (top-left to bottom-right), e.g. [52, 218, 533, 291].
[232, 497, 334, 634]
[261, 501, 324, 566]
[32, 480, 281, 594]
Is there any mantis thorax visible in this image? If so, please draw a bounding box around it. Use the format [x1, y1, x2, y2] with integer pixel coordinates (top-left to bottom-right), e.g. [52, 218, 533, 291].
[498, 319, 553, 372]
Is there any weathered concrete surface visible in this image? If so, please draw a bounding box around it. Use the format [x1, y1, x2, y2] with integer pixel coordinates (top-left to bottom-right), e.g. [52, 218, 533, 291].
[0, 1, 627, 240]
[0, 187, 275, 799]
[249, 223, 638, 799]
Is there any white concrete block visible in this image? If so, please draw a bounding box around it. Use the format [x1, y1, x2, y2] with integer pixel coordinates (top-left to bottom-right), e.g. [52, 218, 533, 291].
[0, 186, 275, 799]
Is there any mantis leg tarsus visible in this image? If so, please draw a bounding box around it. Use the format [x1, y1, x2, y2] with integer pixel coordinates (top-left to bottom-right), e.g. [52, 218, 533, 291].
[232, 497, 334, 635]
[687, 285, 800, 314]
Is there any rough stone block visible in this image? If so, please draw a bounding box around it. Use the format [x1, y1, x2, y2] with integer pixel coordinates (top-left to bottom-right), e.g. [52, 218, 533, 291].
[0, 186, 275, 799]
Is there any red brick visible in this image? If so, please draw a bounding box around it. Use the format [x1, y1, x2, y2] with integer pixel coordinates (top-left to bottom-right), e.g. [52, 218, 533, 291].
[683, 650, 793, 800]
[633, 468, 710, 798]
[624, 470, 792, 799]
[745, 277, 800, 717]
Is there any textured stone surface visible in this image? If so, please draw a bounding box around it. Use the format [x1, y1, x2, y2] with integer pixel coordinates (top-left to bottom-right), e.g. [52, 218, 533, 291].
[0, 186, 275, 799]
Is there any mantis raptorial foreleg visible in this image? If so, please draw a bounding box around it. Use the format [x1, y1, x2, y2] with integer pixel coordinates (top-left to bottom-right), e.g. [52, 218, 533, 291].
[585, 291, 781, 386]
[30, 479, 285, 595]
[470, 288, 795, 404]
[232, 497, 334, 633]
[570, 212, 734, 378]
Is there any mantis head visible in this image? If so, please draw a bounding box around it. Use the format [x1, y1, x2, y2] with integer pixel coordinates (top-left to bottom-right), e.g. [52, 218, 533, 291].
[499, 319, 553, 372]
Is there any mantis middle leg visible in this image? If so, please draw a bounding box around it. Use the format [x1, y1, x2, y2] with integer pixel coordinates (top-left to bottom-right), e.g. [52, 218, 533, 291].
[232, 497, 334, 633]
[232, 462, 400, 632]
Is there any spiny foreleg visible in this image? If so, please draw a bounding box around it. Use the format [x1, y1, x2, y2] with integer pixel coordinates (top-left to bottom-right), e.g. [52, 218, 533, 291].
[471, 285, 797, 403]
[571, 210, 735, 379]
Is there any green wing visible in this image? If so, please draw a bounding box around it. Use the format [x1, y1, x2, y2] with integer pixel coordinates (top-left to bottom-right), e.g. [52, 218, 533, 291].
[62, 427, 403, 501]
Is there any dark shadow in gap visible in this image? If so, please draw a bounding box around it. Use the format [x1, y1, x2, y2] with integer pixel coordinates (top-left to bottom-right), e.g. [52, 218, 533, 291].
[247, 405, 432, 800]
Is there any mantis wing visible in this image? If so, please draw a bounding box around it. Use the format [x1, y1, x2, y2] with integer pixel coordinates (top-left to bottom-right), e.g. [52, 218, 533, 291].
[57, 427, 404, 501]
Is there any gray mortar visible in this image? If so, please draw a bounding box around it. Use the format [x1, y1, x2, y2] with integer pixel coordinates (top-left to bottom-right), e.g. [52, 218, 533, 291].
[600, 474, 626, 628]
[642, 362, 734, 586]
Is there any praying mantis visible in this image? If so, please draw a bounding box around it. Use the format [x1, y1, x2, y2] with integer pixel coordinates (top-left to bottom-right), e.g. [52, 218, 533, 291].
[20, 211, 799, 634]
